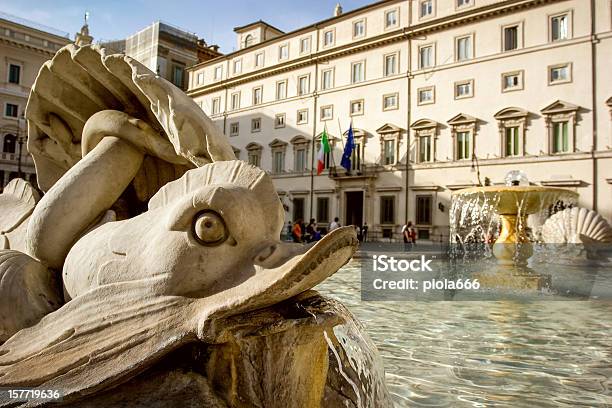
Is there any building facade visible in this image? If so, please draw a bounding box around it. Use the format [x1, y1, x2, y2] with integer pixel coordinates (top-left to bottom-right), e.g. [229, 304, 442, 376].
[103, 21, 221, 90]
[187, 0, 612, 241]
[0, 13, 71, 191]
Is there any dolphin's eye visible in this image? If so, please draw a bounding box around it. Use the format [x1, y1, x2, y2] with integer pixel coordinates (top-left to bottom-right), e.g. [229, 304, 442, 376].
[192, 211, 228, 246]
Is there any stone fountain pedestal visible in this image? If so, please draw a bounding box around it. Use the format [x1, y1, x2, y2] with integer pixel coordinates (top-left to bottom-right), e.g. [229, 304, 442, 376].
[453, 186, 578, 290]
[69, 291, 390, 408]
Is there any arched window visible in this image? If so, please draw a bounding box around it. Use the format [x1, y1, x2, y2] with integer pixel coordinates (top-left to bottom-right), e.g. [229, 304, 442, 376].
[243, 34, 254, 49]
[3, 134, 16, 154]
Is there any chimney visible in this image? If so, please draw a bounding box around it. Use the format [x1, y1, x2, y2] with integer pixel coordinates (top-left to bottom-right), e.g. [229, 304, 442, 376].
[334, 3, 343, 17]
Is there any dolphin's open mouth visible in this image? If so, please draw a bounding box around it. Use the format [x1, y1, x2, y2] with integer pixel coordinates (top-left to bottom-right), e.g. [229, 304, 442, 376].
[197, 226, 359, 338]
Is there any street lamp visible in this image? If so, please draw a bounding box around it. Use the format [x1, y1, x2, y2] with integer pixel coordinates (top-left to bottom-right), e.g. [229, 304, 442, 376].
[17, 112, 26, 179]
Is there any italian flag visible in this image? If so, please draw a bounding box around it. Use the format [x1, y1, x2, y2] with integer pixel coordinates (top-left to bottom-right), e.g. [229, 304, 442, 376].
[317, 128, 331, 175]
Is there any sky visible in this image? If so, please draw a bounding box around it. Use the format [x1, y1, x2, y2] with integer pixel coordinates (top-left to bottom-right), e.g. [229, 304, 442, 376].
[0, 0, 373, 53]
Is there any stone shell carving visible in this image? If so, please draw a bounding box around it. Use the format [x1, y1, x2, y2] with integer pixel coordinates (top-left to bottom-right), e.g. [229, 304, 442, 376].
[541, 207, 612, 243]
[26, 44, 235, 192]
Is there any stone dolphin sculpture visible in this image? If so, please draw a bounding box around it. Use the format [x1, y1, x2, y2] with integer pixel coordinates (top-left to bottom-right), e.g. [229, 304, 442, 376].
[0, 44, 359, 406]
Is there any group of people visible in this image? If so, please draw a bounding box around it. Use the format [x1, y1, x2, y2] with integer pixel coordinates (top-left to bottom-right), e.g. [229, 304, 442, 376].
[402, 221, 417, 250]
[289, 217, 370, 243]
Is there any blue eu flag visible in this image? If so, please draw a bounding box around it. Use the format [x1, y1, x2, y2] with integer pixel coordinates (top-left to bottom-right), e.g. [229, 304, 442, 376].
[341, 123, 355, 171]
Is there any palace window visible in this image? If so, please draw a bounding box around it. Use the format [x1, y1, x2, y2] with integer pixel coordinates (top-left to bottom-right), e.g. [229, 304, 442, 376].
[384, 53, 398, 76]
[5, 103, 18, 118]
[293, 198, 305, 222]
[297, 109, 308, 124]
[552, 121, 569, 153]
[456, 35, 472, 61]
[279, 43, 289, 61]
[323, 29, 335, 47]
[417, 87, 434, 105]
[275, 113, 286, 128]
[411, 119, 439, 163]
[448, 114, 477, 161]
[300, 36, 311, 54]
[276, 80, 287, 100]
[457, 0, 471, 7]
[251, 118, 261, 133]
[350, 99, 364, 116]
[8, 64, 20, 84]
[233, 59, 242, 74]
[416, 195, 432, 225]
[269, 139, 288, 174]
[380, 196, 395, 224]
[291, 136, 310, 172]
[419, 45, 433, 69]
[243, 34, 254, 49]
[502, 71, 523, 92]
[214, 66, 222, 80]
[420, 0, 433, 18]
[196, 72, 204, 85]
[383, 93, 399, 111]
[255, 52, 264, 68]
[383, 139, 395, 165]
[549, 63, 571, 85]
[3, 134, 16, 153]
[320, 105, 333, 121]
[246, 142, 262, 167]
[231, 92, 240, 110]
[353, 19, 366, 38]
[503, 25, 519, 51]
[317, 197, 329, 223]
[253, 86, 263, 105]
[321, 68, 334, 90]
[351, 61, 365, 83]
[550, 13, 570, 42]
[377, 123, 402, 166]
[211, 97, 221, 115]
[494, 107, 528, 157]
[385, 9, 398, 29]
[298, 75, 310, 95]
[454, 79, 474, 99]
[229, 122, 239, 137]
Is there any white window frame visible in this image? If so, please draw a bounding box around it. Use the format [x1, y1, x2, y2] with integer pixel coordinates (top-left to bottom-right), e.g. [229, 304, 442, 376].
[297, 109, 309, 125]
[549, 10, 572, 42]
[298, 74, 310, 95]
[252, 86, 263, 105]
[548, 63, 572, 85]
[232, 58, 242, 75]
[455, 0, 473, 10]
[321, 67, 335, 90]
[323, 28, 335, 48]
[383, 93, 399, 111]
[231, 92, 241, 110]
[352, 18, 366, 39]
[351, 60, 366, 84]
[211, 97, 221, 115]
[419, 0, 435, 19]
[384, 52, 399, 77]
[350, 99, 364, 116]
[299, 36, 311, 54]
[455, 33, 474, 62]
[214, 65, 223, 81]
[275, 113, 286, 129]
[251, 117, 262, 133]
[229, 122, 239, 137]
[454, 79, 474, 99]
[276, 79, 288, 100]
[384, 8, 399, 30]
[255, 52, 265, 68]
[196, 72, 204, 85]
[417, 86, 435, 105]
[501, 22, 523, 52]
[278, 43, 289, 61]
[418, 43, 435, 69]
[320, 105, 333, 121]
[501, 70, 524, 92]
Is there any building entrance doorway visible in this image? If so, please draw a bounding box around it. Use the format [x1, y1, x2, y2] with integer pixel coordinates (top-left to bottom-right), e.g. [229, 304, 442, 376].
[345, 191, 363, 227]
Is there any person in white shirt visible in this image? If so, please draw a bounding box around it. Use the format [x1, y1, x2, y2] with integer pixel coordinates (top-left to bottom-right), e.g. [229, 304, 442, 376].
[329, 217, 340, 232]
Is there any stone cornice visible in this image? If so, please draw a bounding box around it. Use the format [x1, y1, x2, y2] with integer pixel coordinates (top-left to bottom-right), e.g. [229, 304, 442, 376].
[0, 37, 59, 56]
[187, 0, 559, 98]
